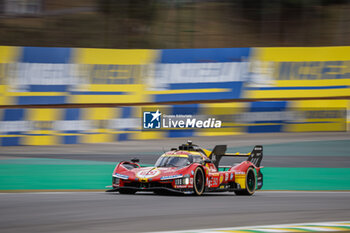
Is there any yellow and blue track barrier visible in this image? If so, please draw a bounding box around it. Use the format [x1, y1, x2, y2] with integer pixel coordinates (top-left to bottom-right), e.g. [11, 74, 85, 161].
[0, 46, 349, 145]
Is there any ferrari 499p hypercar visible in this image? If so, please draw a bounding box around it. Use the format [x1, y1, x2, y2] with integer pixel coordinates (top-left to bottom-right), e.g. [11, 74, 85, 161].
[107, 141, 263, 196]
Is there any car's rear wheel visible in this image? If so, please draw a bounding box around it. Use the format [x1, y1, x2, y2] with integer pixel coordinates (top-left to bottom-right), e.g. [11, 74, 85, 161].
[193, 167, 205, 196]
[234, 167, 256, 196]
[119, 189, 136, 194]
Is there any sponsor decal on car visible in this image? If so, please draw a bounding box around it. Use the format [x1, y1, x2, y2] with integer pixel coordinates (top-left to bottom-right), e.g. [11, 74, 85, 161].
[235, 171, 246, 175]
[160, 174, 183, 180]
[136, 169, 161, 179]
[210, 177, 219, 187]
[219, 175, 224, 184]
[139, 178, 148, 183]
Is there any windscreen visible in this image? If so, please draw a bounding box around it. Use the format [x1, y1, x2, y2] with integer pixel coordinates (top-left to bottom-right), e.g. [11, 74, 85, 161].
[155, 155, 191, 167]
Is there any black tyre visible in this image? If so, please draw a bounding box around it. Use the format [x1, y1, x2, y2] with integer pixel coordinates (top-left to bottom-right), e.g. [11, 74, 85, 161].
[119, 189, 136, 194]
[234, 167, 256, 196]
[193, 167, 205, 196]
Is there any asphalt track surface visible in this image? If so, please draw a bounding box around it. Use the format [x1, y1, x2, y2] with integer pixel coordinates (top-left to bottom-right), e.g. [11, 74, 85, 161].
[1, 132, 350, 167]
[0, 191, 350, 233]
[1, 132, 350, 233]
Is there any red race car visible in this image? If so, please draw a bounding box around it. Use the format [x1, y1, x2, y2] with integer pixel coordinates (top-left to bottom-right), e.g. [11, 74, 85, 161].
[108, 141, 263, 196]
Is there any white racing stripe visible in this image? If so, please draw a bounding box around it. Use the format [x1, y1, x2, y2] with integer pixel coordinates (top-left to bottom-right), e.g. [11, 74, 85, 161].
[249, 229, 294, 232]
[289, 227, 338, 231]
[311, 223, 350, 226]
[148, 221, 350, 233]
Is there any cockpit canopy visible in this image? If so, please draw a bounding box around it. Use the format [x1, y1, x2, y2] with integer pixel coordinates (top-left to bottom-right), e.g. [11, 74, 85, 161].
[155, 153, 205, 167]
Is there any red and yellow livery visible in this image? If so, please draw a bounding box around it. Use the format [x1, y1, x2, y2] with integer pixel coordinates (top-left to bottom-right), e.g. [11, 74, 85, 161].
[108, 141, 263, 196]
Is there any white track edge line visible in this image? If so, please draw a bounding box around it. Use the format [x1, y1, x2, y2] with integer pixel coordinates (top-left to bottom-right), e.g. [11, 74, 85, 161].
[147, 221, 350, 233]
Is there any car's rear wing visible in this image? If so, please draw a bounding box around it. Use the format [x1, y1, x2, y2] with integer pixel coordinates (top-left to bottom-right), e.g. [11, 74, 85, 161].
[209, 145, 263, 168]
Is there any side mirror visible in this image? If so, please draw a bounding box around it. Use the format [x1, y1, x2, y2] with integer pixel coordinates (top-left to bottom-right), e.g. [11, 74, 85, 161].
[131, 158, 140, 163]
[204, 159, 212, 164]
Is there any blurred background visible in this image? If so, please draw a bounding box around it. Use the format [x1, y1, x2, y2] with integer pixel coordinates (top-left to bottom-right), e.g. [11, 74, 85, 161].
[0, 2, 349, 232]
[0, 0, 350, 49]
[0, 0, 349, 187]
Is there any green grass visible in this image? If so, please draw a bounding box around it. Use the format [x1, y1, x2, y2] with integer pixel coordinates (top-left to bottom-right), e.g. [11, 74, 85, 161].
[262, 167, 350, 190]
[0, 158, 349, 191]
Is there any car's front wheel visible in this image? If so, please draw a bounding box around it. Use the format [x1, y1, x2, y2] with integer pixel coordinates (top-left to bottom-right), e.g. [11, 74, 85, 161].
[193, 167, 205, 196]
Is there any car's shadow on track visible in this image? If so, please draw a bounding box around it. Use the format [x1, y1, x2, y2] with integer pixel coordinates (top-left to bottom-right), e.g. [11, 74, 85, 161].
[105, 191, 256, 197]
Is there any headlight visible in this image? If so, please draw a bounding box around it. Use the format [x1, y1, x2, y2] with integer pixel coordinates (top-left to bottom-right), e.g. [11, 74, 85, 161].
[175, 177, 190, 185]
[112, 177, 120, 185]
[183, 177, 189, 185]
